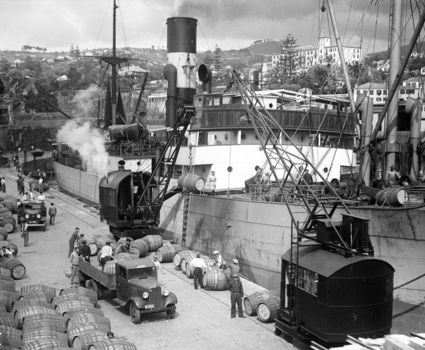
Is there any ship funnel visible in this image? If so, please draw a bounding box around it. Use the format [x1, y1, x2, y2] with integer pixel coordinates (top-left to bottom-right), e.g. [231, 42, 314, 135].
[198, 64, 212, 93]
[165, 17, 198, 126]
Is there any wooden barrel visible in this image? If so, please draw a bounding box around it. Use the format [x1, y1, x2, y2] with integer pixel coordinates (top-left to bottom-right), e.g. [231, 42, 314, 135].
[376, 187, 408, 206]
[21, 338, 67, 350]
[1, 217, 15, 233]
[52, 294, 92, 308]
[0, 333, 23, 349]
[0, 258, 26, 280]
[88, 338, 138, 350]
[0, 310, 17, 328]
[130, 239, 148, 257]
[103, 261, 115, 275]
[0, 290, 17, 312]
[202, 269, 229, 291]
[20, 285, 57, 301]
[64, 309, 105, 325]
[0, 282, 16, 294]
[243, 290, 279, 316]
[0, 324, 22, 339]
[256, 295, 280, 323]
[143, 235, 163, 251]
[60, 287, 98, 304]
[7, 243, 18, 257]
[23, 313, 67, 333]
[0, 210, 13, 218]
[2, 200, 17, 213]
[156, 245, 178, 263]
[22, 328, 68, 344]
[15, 305, 57, 328]
[68, 313, 111, 330]
[54, 299, 95, 316]
[69, 328, 110, 349]
[173, 250, 194, 269]
[177, 173, 205, 193]
[12, 299, 54, 316]
[0, 266, 12, 279]
[19, 290, 48, 303]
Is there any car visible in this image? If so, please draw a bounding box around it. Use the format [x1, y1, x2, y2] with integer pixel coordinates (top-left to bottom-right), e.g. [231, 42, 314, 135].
[18, 200, 47, 231]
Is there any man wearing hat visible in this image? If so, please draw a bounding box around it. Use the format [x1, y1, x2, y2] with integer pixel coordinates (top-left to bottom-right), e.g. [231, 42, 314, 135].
[230, 258, 240, 275]
[229, 272, 244, 318]
[212, 250, 225, 269]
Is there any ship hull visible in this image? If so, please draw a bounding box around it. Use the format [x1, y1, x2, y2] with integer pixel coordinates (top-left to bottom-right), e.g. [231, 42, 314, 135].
[54, 160, 425, 303]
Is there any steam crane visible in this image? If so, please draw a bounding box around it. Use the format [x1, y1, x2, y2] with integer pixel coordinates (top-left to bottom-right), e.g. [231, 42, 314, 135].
[99, 17, 198, 239]
[230, 70, 394, 346]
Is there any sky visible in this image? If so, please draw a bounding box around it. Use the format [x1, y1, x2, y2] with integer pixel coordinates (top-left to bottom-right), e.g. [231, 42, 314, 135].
[0, 0, 421, 54]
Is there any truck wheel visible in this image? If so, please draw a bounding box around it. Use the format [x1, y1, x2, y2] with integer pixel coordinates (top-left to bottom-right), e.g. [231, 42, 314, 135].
[85, 279, 103, 300]
[129, 302, 141, 324]
[166, 307, 176, 319]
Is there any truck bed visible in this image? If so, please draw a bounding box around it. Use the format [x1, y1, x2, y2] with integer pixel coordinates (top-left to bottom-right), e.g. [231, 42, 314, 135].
[78, 258, 116, 290]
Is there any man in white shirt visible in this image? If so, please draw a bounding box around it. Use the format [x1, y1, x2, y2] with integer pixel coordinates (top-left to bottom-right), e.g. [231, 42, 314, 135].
[212, 250, 225, 269]
[37, 192, 46, 202]
[189, 253, 207, 289]
[100, 241, 113, 270]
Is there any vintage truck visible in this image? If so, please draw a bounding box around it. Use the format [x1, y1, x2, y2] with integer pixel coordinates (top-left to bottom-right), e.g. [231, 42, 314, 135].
[17, 200, 47, 231]
[78, 257, 177, 323]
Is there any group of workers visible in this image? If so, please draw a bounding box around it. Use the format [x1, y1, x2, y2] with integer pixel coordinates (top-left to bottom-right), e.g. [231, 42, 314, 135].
[190, 249, 244, 318]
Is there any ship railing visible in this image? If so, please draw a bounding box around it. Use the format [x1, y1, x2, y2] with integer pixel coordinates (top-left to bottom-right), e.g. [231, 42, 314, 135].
[107, 143, 157, 158]
[248, 183, 327, 203]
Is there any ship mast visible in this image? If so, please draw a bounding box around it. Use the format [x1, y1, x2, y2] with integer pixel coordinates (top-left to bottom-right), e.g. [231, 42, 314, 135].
[111, 0, 118, 125]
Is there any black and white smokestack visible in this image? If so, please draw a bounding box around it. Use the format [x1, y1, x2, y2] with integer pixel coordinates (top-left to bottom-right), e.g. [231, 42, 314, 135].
[164, 17, 197, 127]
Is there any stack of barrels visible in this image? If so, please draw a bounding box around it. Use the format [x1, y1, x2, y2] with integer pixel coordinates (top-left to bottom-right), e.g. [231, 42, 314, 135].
[173, 250, 229, 291]
[243, 289, 280, 322]
[0, 254, 25, 281]
[0, 195, 17, 234]
[0, 283, 137, 349]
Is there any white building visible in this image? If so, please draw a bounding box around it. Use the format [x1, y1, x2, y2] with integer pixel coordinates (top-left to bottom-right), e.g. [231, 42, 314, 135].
[272, 37, 362, 72]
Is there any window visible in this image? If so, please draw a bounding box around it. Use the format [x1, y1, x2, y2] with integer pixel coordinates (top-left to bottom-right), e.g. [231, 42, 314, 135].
[297, 267, 318, 296]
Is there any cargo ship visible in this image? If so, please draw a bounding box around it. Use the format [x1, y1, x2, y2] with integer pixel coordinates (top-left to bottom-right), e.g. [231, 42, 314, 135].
[53, 1, 425, 307]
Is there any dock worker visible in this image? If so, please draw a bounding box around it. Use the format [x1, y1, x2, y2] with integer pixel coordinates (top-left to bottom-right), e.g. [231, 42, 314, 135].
[189, 253, 207, 289]
[48, 203, 57, 225]
[80, 240, 91, 263]
[37, 192, 46, 202]
[99, 241, 113, 270]
[115, 238, 132, 255]
[229, 273, 244, 318]
[212, 250, 226, 269]
[68, 227, 81, 257]
[21, 219, 29, 247]
[69, 246, 80, 287]
[386, 165, 400, 185]
[1, 176, 6, 193]
[208, 170, 217, 194]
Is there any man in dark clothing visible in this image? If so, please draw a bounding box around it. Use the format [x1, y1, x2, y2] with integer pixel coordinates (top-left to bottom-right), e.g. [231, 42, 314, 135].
[229, 274, 244, 318]
[68, 227, 80, 257]
[80, 240, 91, 263]
[48, 203, 57, 225]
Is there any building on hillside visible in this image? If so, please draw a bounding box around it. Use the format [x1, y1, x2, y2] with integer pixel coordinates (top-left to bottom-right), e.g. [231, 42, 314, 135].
[272, 37, 362, 73]
[248, 61, 274, 89]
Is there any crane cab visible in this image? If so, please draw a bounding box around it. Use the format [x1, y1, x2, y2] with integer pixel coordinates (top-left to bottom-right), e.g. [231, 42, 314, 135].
[99, 167, 159, 238]
[275, 245, 394, 346]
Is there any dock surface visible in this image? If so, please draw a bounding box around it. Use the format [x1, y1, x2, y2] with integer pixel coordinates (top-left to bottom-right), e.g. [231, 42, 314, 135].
[1, 166, 293, 349]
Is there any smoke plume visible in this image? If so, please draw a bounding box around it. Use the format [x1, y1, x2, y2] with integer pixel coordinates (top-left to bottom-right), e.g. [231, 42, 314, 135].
[71, 84, 102, 118]
[57, 120, 109, 178]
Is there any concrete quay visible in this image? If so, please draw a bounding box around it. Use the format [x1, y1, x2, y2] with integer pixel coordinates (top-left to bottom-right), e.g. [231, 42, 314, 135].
[0, 166, 293, 350]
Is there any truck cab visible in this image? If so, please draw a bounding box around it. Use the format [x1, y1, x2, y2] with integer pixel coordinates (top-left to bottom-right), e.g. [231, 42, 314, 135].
[79, 257, 177, 324]
[115, 259, 177, 323]
[18, 200, 47, 231]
